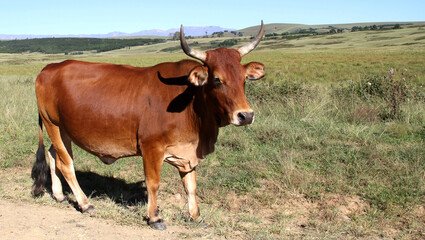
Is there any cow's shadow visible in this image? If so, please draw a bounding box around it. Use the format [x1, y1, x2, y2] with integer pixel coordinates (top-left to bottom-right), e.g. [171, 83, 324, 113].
[45, 171, 147, 211]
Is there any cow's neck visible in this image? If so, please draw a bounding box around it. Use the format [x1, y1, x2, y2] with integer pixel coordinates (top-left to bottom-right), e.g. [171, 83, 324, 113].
[192, 88, 219, 159]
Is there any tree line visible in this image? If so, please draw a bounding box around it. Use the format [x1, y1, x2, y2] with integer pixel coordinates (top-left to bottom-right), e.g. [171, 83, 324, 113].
[0, 37, 166, 54]
[351, 24, 402, 32]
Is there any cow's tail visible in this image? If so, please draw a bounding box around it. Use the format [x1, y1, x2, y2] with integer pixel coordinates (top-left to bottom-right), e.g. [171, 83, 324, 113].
[31, 114, 49, 197]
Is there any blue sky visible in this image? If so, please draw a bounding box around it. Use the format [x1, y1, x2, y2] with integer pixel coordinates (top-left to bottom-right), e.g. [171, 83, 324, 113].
[1, 0, 424, 35]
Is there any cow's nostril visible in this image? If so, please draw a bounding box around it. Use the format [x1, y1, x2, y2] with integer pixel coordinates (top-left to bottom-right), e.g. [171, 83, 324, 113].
[238, 112, 246, 121]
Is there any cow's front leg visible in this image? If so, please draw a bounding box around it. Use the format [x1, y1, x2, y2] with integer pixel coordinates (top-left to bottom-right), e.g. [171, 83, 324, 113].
[180, 168, 200, 220]
[142, 144, 166, 230]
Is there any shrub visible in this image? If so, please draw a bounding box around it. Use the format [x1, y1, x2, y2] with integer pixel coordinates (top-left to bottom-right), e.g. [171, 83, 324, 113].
[393, 24, 401, 29]
[385, 68, 408, 119]
[217, 39, 238, 48]
[333, 68, 414, 121]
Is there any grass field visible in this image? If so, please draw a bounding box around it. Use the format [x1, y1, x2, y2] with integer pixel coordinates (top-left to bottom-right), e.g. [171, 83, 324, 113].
[0, 25, 424, 239]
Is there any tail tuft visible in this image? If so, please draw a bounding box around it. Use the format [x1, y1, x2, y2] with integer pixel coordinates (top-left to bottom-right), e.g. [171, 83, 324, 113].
[31, 144, 48, 197]
[31, 115, 49, 197]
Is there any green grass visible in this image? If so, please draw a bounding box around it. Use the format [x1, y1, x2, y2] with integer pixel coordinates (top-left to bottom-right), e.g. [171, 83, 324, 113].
[0, 75, 38, 168]
[0, 27, 424, 239]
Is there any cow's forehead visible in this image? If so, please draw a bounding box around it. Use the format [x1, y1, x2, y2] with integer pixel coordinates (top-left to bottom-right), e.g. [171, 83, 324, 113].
[204, 48, 245, 79]
[205, 48, 242, 66]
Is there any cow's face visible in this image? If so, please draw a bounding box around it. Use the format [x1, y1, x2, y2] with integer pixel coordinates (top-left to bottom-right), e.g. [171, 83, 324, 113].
[182, 21, 265, 127]
[204, 48, 264, 126]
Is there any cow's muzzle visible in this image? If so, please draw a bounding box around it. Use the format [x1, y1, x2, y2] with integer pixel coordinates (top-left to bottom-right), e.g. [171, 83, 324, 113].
[233, 111, 254, 126]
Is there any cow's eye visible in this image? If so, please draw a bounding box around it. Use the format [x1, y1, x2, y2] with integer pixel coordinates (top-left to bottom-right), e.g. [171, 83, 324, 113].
[212, 78, 223, 88]
[213, 77, 221, 84]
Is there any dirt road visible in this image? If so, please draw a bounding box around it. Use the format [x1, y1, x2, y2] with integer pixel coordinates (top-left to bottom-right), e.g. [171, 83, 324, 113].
[0, 199, 198, 240]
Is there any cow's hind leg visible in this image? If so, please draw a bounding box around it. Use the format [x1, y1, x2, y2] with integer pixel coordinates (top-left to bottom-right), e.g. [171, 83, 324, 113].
[44, 123, 94, 213]
[47, 131, 73, 203]
[142, 144, 166, 230]
[47, 145, 66, 203]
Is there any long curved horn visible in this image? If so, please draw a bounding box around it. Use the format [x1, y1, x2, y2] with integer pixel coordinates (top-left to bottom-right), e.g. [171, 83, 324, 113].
[180, 25, 207, 62]
[238, 20, 265, 57]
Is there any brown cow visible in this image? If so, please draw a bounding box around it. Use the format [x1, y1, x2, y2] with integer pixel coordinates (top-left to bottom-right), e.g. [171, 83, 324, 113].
[31, 21, 265, 230]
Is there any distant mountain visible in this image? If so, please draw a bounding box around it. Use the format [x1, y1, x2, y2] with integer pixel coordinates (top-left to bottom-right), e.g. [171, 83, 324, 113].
[0, 26, 235, 40]
[131, 26, 236, 37]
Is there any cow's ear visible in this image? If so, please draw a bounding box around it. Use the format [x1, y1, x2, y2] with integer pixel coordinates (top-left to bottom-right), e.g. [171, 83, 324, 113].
[244, 62, 265, 80]
[188, 66, 208, 86]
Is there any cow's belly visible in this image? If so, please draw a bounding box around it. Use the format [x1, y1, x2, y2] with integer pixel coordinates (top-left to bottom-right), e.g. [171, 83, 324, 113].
[58, 106, 139, 161]
[66, 126, 139, 161]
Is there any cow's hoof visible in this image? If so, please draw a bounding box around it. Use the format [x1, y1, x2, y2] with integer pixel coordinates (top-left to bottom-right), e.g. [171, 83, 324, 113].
[82, 205, 96, 215]
[149, 219, 167, 231]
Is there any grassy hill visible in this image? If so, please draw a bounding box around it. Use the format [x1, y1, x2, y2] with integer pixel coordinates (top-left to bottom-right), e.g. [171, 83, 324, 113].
[258, 25, 425, 51]
[239, 21, 425, 36]
[115, 23, 425, 55]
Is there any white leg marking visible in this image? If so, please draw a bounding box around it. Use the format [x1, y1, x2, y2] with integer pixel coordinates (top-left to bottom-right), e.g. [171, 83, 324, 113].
[48, 146, 65, 202]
